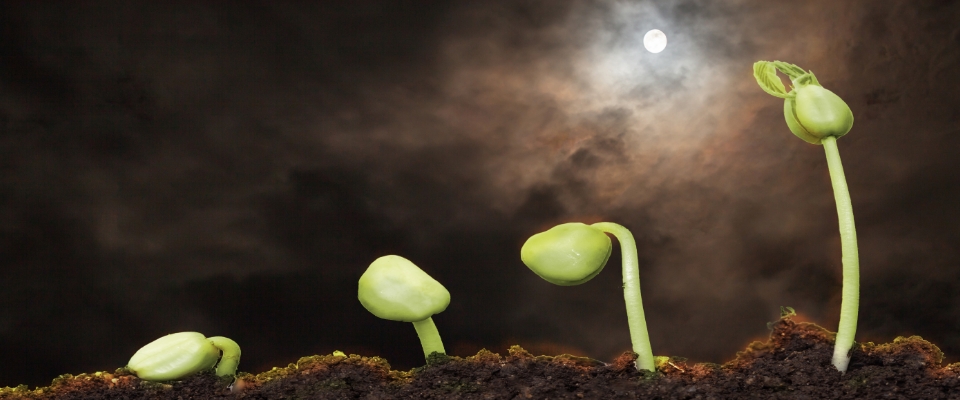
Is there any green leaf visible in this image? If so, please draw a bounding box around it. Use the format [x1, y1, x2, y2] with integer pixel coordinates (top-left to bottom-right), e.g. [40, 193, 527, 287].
[753, 61, 788, 98]
[771, 61, 807, 80]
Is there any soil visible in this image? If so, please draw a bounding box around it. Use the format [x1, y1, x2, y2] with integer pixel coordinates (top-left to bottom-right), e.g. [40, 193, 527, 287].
[3, 317, 959, 399]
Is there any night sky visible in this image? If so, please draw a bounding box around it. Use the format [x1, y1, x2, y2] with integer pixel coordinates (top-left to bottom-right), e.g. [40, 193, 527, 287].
[2, 0, 960, 388]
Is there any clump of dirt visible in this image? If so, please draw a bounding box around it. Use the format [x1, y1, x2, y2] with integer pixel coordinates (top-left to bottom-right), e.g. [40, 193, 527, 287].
[3, 317, 959, 399]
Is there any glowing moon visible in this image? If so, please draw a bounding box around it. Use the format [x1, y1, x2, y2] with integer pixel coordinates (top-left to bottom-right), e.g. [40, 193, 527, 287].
[643, 29, 667, 53]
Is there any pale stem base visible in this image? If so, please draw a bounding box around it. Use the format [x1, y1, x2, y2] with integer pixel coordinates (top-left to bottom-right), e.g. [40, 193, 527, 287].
[822, 136, 860, 373]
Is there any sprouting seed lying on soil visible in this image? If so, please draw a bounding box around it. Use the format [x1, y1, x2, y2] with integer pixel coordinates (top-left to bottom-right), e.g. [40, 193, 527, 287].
[127, 332, 241, 381]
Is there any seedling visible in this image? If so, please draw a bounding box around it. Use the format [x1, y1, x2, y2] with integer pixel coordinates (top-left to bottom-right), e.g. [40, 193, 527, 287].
[521, 222, 655, 372]
[754, 60, 859, 372]
[127, 332, 241, 381]
[358, 255, 450, 360]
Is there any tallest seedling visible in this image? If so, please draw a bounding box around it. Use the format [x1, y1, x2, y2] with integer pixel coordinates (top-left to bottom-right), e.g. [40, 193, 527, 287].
[753, 60, 859, 372]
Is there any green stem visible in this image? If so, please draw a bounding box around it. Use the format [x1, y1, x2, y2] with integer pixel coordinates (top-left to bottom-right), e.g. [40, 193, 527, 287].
[412, 317, 446, 359]
[590, 222, 655, 372]
[822, 136, 860, 373]
[208, 336, 241, 377]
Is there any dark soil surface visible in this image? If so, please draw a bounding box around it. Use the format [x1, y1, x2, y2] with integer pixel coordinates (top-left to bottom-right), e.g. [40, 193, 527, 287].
[3, 317, 959, 399]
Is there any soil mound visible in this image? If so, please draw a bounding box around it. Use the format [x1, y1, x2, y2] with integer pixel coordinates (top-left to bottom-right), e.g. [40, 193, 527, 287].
[3, 317, 958, 399]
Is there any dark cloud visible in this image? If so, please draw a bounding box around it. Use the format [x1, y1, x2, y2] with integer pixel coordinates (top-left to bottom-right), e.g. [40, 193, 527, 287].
[2, 0, 960, 387]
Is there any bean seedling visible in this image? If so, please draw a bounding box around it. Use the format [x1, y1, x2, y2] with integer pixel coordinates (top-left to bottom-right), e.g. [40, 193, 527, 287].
[358, 255, 450, 360]
[521, 222, 655, 372]
[127, 332, 241, 381]
[754, 60, 859, 372]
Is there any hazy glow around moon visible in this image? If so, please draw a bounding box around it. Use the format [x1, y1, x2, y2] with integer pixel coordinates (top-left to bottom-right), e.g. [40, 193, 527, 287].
[643, 29, 667, 53]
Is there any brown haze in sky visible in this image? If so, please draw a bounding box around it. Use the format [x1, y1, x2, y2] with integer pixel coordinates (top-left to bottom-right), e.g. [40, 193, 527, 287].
[1, 0, 959, 387]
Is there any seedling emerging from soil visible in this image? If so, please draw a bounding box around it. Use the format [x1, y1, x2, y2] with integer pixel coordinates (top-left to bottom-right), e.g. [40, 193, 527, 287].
[521, 222, 655, 372]
[127, 332, 241, 381]
[358, 255, 451, 360]
[754, 60, 859, 372]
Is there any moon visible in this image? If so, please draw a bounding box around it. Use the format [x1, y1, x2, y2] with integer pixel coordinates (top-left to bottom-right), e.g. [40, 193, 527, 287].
[643, 29, 667, 53]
